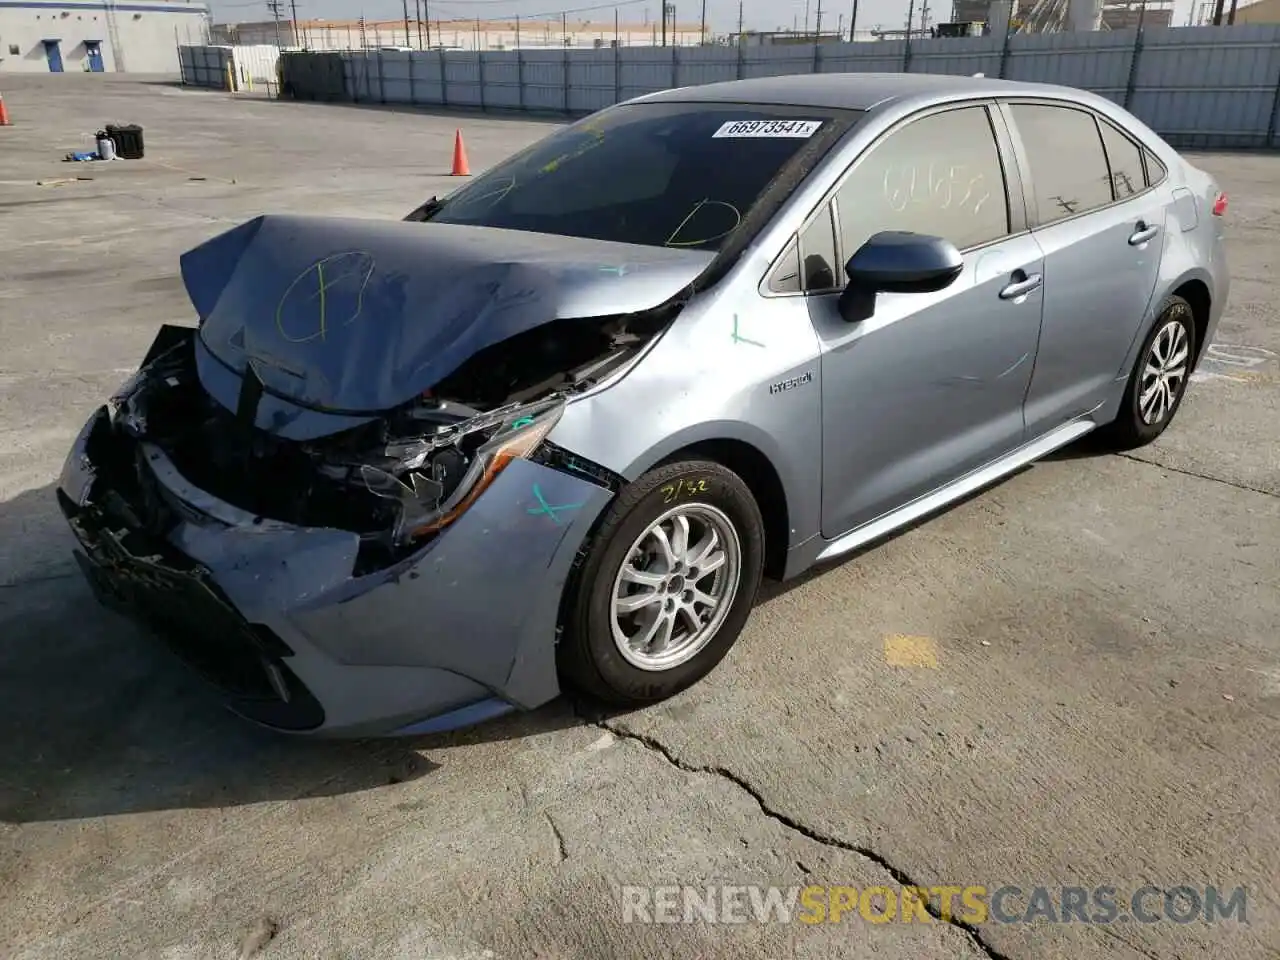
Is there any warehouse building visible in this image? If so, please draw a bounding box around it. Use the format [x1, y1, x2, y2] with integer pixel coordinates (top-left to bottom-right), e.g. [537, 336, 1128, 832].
[0, 0, 209, 73]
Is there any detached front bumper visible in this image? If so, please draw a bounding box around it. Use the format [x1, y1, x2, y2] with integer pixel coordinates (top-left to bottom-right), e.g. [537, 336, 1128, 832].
[58, 407, 613, 737]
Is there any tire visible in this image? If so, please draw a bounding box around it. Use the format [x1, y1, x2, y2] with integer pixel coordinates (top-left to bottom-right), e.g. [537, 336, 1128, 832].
[558, 459, 765, 707]
[1100, 294, 1197, 450]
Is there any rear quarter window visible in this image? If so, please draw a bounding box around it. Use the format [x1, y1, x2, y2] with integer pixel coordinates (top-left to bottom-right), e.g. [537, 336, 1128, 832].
[1144, 149, 1168, 187]
[1097, 118, 1146, 200]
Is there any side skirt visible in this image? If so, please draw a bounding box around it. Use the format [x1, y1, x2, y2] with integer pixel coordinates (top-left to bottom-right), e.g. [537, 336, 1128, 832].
[814, 416, 1099, 564]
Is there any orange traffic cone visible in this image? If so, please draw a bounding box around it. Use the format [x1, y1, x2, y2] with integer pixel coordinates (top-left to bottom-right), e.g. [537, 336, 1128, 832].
[0, 94, 11, 127]
[451, 129, 470, 176]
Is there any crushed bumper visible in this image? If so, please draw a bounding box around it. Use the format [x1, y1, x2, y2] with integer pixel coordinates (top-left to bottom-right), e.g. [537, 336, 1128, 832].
[58, 406, 613, 737]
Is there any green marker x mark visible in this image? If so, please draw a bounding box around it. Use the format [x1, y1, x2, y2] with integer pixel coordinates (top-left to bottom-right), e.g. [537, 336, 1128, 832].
[528, 483, 585, 525]
[731, 314, 766, 348]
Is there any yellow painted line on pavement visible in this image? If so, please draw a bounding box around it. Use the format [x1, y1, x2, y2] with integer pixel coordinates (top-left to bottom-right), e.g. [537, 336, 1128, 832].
[884, 634, 939, 669]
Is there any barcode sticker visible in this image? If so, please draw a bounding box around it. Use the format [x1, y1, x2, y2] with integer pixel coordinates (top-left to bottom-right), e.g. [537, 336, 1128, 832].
[712, 119, 824, 139]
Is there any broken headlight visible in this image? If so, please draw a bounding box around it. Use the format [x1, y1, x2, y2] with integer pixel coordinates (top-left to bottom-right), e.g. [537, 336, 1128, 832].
[356, 400, 565, 545]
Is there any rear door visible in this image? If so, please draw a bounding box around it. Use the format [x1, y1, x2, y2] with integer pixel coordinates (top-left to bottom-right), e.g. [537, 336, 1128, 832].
[1001, 100, 1167, 436]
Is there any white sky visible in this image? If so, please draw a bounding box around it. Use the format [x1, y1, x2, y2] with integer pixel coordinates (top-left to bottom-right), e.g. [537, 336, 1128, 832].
[210, 0, 1204, 37]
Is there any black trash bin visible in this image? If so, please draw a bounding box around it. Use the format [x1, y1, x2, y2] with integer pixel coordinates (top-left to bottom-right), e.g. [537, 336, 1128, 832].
[106, 123, 145, 159]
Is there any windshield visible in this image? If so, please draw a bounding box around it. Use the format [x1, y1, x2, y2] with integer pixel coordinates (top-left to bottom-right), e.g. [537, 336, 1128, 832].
[422, 103, 842, 251]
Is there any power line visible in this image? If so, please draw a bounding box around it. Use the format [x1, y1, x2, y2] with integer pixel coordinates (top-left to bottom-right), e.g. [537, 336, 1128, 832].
[431, 0, 647, 13]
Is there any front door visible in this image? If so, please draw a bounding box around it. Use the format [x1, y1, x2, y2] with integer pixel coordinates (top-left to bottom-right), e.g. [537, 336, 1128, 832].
[811, 103, 1045, 538]
[85, 41, 104, 72]
[43, 40, 64, 73]
[1003, 101, 1166, 435]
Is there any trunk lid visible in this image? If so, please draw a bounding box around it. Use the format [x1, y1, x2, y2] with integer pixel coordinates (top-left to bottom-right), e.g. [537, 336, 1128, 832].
[181, 214, 713, 439]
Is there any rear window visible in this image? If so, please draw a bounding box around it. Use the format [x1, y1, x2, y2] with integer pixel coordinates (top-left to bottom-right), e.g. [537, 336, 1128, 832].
[424, 103, 845, 251]
[1009, 103, 1113, 225]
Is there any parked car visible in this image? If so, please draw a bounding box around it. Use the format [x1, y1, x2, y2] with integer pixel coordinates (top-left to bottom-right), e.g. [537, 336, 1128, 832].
[59, 72, 1229, 736]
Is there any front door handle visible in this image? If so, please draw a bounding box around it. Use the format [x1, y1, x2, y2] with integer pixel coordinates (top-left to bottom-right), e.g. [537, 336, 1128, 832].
[999, 272, 1043, 300]
[1128, 222, 1160, 246]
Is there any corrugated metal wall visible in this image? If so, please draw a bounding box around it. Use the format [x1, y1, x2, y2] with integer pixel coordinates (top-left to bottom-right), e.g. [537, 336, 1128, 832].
[206, 24, 1280, 147]
[178, 45, 233, 88]
[179, 44, 279, 89]
[233, 45, 281, 85]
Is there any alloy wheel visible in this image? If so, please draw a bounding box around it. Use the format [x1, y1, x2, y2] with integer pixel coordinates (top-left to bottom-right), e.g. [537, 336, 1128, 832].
[1138, 314, 1191, 426]
[609, 503, 743, 671]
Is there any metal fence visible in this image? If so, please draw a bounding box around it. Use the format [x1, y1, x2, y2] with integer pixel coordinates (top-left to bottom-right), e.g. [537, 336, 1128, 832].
[179, 45, 233, 88]
[179, 44, 281, 90]
[191, 24, 1280, 147]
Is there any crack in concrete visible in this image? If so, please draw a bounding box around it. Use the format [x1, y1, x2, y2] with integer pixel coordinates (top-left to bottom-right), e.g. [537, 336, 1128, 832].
[1095, 923, 1163, 960]
[587, 714, 1012, 960]
[544, 810, 569, 865]
[1116, 452, 1277, 499]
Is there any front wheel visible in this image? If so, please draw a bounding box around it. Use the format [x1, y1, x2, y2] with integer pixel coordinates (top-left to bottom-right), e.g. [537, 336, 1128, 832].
[1100, 294, 1197, 450]
[558, 459, 765, 706]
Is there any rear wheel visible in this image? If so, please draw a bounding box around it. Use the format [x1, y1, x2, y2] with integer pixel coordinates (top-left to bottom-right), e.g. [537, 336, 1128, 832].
[1100, 294, 1197, 450]
[558, 459, 765, 706]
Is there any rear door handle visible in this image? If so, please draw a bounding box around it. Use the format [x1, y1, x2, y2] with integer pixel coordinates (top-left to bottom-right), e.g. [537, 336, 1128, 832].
[1129, 223, 1160, 246]
[999, 273, 1043, 300]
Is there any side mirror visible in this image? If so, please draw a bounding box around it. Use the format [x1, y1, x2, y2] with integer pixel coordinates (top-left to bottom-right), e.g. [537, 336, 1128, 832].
[837, 231, 964, 322]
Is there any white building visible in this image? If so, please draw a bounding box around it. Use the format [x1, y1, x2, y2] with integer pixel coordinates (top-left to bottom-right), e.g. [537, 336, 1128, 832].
[0, 0, 210, 73]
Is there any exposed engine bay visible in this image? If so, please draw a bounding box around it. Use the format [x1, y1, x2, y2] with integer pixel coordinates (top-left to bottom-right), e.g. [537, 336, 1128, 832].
[105, 320, 633, 575]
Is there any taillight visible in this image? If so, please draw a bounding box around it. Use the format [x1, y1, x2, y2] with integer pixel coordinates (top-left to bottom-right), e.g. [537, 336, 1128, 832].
[1212, 192, 1228, 217]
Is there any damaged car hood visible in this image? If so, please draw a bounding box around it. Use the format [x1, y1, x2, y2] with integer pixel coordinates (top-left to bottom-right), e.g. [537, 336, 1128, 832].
[181, 214, 714, 437]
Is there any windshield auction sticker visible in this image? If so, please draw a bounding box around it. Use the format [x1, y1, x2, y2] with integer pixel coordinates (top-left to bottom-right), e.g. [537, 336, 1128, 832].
[712, 119, 824, 138]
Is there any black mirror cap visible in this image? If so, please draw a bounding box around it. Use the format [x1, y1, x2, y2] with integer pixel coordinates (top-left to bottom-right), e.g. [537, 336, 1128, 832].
[844, 230, 964, 295]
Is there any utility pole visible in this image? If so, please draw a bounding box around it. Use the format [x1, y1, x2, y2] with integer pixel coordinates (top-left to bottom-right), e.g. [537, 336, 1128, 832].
[423, 0, 431, 47]
[662, 0, 667, 45]
[1227, 0, 1239, 22]
[403, 0, 411, 47]
[288, 0, 299, 48]
[1211, 0, 1225, 23]
[848, 0, 857, 40]
[737, 0, 743, 41]
[803, 0, 811, 35]
[815, 0, 823, 36]
[415, 0, 423, 47]
[562, 10, 568, 45]
[700, 0, 706, 43]
[905, 0, 914, 38]
[919, 0, 929, 34]
[266, 0, 284, 47]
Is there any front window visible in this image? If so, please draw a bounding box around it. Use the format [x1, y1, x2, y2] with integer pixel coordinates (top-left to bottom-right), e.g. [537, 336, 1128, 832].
[421, 102, 852, 251]
[833, 105, 1012, 263]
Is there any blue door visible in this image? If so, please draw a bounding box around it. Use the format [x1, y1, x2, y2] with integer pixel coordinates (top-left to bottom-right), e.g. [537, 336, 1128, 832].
[85, 41, 104, 72]
[43, 40, 64, 73]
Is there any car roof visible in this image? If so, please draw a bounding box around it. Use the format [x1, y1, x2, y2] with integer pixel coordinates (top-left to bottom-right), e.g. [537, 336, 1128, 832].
[638, 72, 1082, 112]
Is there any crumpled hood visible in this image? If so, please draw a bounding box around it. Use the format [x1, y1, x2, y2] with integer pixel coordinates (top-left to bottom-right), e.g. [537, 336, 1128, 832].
[181, 214, 713, 438]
